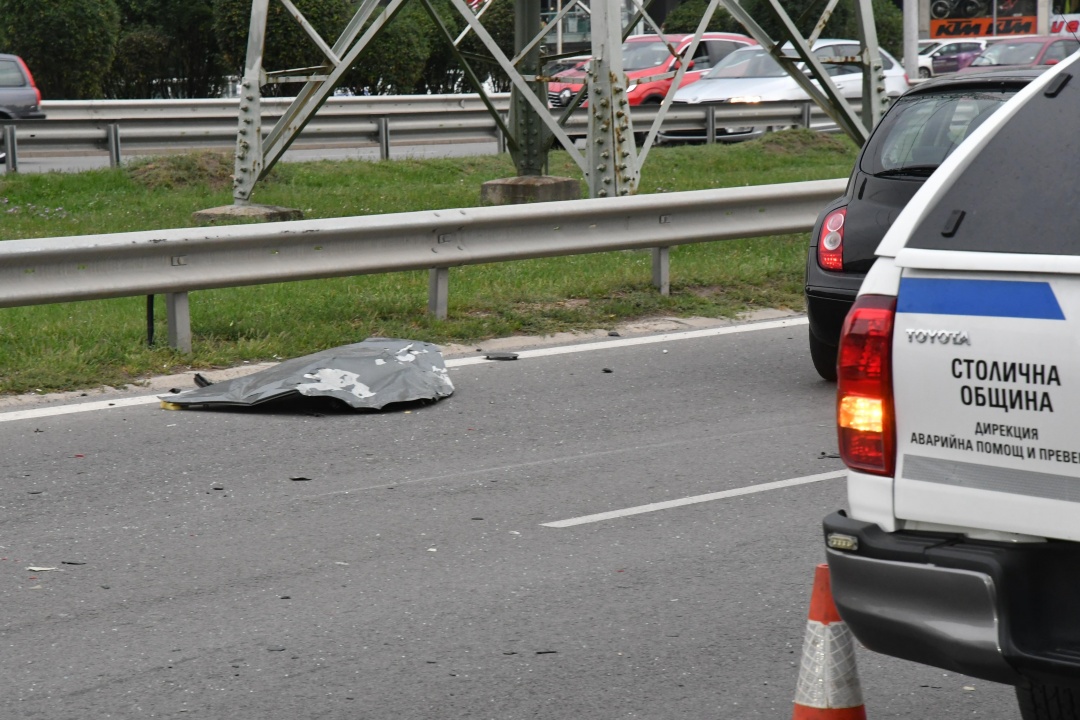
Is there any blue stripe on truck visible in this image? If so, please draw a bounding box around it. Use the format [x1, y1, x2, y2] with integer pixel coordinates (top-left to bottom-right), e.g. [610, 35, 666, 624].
[897, 278, 1065, 320]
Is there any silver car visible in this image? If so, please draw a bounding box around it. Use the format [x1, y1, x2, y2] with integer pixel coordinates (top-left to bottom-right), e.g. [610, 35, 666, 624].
[0, 54, 45, 120]
[0, 53, 44, 164]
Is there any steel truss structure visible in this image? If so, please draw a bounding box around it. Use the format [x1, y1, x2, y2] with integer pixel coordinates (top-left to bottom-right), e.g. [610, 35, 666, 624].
[232, 0, 885, 203]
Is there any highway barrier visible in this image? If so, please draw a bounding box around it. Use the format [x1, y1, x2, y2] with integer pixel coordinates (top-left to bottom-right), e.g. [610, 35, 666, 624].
[0, 178, 846, 352]
[0, 94, 852, 167]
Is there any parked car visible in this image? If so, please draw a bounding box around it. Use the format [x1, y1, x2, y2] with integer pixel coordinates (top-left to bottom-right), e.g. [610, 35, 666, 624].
[916, 38, 991, 78]
[546, 32, 755, 108]
[666, 41, 908, 142]
[803, 68, 1039, 380]
[0, 54, 44, 120]
[542, 55, 589, 79]
[824, 51, 1080, 720]
[959, 35, 1080, 72]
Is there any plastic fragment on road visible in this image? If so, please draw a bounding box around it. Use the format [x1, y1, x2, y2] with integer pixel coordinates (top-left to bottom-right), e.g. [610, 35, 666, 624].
[158, 338, 454, 411]
[26, 566, 59, 572]
[485, 352, 519, 361]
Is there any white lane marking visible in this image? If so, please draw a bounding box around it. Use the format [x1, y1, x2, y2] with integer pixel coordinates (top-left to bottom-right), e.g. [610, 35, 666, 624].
[540, 469, 846, 528]
[0, 316, 808, 424]
[0, 395, 173, 423]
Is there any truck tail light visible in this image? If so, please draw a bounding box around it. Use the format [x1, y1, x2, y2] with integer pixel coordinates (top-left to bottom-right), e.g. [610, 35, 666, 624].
[837, 294, 896, 476]
[817, 208, 846, 271]
[16, 57, 41, 105]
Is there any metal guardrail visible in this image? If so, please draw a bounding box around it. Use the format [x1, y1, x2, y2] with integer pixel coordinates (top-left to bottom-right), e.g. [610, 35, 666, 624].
[0, 95, 851, 167]
[0, 178, 847, 351]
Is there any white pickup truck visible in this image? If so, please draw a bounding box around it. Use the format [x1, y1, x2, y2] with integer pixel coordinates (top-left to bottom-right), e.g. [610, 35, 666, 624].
[823, 52, 1080, 719]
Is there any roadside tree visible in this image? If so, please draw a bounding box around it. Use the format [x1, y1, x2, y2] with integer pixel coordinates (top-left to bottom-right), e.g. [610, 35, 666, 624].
[106, 0, 225, 98]
[213, 0, 353, 95]
[0, 0, 121, 99]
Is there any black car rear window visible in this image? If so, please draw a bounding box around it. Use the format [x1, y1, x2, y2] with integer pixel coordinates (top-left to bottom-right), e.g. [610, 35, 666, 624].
[861, 87, 1018, 176]
[0, 60, 26, 87]
[907, 70, 1080, 254]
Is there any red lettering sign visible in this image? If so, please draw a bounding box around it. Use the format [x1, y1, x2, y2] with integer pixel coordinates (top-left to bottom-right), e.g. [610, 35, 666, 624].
[931, 16, 1036, 37]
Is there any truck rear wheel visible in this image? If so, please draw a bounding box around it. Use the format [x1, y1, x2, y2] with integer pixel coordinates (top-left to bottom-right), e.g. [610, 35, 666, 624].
[1017, 681, 1080, 720]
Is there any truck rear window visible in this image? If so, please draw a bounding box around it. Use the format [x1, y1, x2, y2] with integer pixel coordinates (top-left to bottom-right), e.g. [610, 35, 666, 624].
[906, 70, 1080, 255]
[862, 87, 1018, 176]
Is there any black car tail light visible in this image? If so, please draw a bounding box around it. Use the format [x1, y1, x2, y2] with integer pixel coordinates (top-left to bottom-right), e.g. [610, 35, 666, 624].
[837, 294, 896, 476]
[817, 208, 846, 271]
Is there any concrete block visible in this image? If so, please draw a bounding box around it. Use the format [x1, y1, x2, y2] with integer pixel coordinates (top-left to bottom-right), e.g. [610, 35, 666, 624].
[480, 176, 582, 206]
[193, 203, 304, 224]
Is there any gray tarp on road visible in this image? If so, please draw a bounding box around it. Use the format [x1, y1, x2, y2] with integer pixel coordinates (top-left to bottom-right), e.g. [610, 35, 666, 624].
[162, 339, 454, 410]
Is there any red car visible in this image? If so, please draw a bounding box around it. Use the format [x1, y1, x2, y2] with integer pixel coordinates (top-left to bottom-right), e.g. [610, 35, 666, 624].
[547, 33, 755, 108]
[958, 35, 1080, 73]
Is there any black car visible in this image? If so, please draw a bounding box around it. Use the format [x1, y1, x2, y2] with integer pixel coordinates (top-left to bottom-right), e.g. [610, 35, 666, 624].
[803, 69, 1041, 380]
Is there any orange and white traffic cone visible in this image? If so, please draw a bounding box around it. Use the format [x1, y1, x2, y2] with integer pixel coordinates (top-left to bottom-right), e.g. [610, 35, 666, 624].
[792, 563, 867, 720]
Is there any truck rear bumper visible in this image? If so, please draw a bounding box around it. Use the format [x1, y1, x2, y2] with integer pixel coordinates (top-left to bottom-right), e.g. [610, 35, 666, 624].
[824, 512, 1080, 688]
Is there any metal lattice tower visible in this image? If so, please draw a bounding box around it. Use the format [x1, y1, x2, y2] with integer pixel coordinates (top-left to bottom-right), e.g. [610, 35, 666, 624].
[232, 0, 885, 204]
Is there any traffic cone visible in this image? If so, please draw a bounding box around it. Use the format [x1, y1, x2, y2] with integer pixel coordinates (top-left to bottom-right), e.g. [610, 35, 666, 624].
[792, 563, 867, 720]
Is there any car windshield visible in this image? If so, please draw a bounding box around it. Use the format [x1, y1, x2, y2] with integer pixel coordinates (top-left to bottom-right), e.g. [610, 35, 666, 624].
[970, 41, 1040, 66]
[919, 42, 943, 55]
[863, 87, 1018, 175]
[621, 40, 674, 71]
[703, 48, 787, 79]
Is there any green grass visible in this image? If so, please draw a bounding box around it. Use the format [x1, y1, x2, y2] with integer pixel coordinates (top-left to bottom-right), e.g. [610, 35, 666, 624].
[0, 130, 858, 395]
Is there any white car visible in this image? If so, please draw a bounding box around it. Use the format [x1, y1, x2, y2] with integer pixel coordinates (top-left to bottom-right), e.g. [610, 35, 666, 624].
[916, 38, 990, 78]
[669, 41, 909, 140]
[824, 51, 1080, 719]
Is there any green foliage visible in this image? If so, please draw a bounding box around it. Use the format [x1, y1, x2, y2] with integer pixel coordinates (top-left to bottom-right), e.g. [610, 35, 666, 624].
[343, 3, 435, 95]
[213, 0, 353, 93]
[415, 0, 468, 94]
[106, 0, 223, 98]
[0, 0, 121, 99]
[846, 0, 905, 58]
[662, 0, 743, 33]
[459, 0, 515, 92]
[106, 25, 172, 99]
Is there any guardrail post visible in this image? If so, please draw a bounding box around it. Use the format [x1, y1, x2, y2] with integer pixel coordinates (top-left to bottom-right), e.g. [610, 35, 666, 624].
[146, 295, 156, 346]
[166, 292, 192, 353]
[378, 117, 390, 161]
[3, 125, 17, 172]
[706, 106, 716, 145]
[428, 267, 449, 319]
[801, 102, 812, 129]
[497, 112, 508, 153]
[107, 123, 123, 167]
[652, 247, 670, 296]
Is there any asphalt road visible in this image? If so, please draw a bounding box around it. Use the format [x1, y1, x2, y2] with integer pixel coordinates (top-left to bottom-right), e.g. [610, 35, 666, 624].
[0, 318, 1019, 719]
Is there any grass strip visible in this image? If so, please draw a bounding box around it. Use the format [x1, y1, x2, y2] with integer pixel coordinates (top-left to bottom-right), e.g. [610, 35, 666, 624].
[0, 130, 857, 395]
